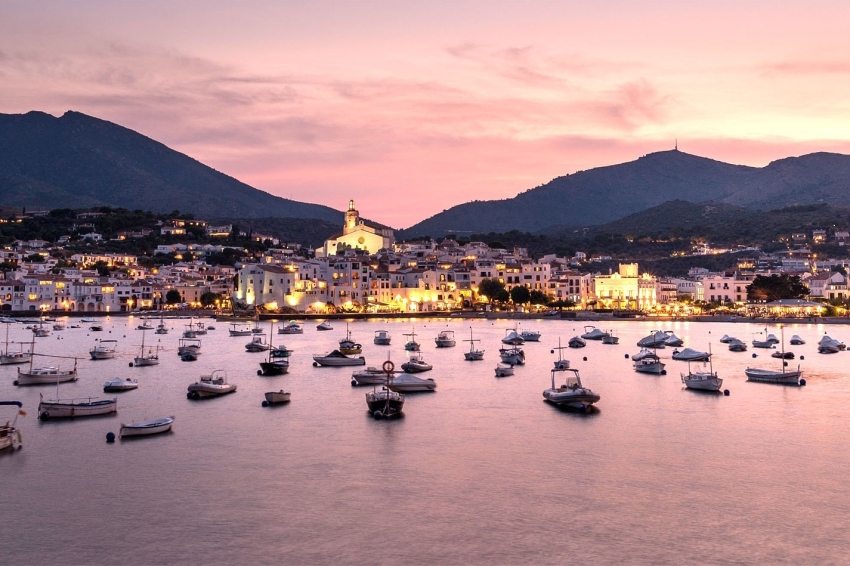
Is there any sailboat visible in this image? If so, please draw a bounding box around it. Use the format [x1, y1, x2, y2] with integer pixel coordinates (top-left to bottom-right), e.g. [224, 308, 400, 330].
[365, 359, 404, 419]
[38, 376, 117, 419]
[155, 313, 169, 334]
[1, 322, 32, 365]
[681, 345, 723, 391]
[403, 327, 420, 351]
[15, 337, 78, 386]
[745, 327, 802, 385]
[259, 321, 290, 376]
[339, 323, 362, 355]
[133, 329, 160, 367]
[0, 401, 24, 451]
[463, 327, 484, 361]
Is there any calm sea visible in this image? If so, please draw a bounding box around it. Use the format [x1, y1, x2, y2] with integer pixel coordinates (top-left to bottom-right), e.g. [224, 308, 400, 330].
[3, 316, 849, 565]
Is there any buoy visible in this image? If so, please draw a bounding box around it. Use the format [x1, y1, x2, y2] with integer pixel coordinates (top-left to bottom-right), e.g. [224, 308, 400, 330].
[800, 379, 807, 386]
[624, 354, 629, 359]
[783, 361, 788, 367]
[128, 362, 134, 367]
[800, 355, 805, 360]
[261, 400, 269, 407]
[723, 389, 730, 396]
[582, 357, 587, 361]
[550, 349, 554, 354]
[351, 379, 357, 386]
[106, 432, 115, 442]
[373, 410, 383, 419]
[256, 369, 263, 375]
[752, 353, 757, 358]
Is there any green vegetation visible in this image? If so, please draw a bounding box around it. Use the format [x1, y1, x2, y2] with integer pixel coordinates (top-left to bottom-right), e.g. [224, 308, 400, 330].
[746, 274, 809, 302]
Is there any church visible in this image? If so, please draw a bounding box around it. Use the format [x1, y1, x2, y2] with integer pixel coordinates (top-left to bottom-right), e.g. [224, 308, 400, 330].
[316, 200, 395, 257]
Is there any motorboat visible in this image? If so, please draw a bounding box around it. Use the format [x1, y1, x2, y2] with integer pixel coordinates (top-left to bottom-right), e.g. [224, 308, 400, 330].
[278, 321, 303, 335]
[434, 330, 456, 348]
[155, 316, 169, 335]
[229, 323, 253, 337]
[312, 350, 365, 367]
[1, 323, 32, 365]
[103, 377, 139, 392]
[502, 329, 525, 345]
[366, 389, 405, 418]
[752, 329, 774, 349]
[251, 323, 264, 334]
[637, 331, 668, 348]
[664, 332, 684, 347]
[53, 322, 66, 331]
[90, 325, 104, 332]
[245, 335, 270, 352]
[671, 348, 711, 362]
[494, 363, 515, 377]
[601, 332, 619, 345]
[338, 324, 362, 355]
[89, 339, 118, 360]
[351, 367, 392, 386]
[542, 367, 600, 411]
[373, 330, 392, 345]
[316, 321, 333, 331]
[728, 339, 748, 352]
[746, 328, 802, 385]
[401, 354, 433, 373]
[520, 329, 541, 342]
[270, 345, 293, 358]
[766, 334, 780, 344]
[818, 335, 842, 354]
[38, 393, 117, 420]
[264, 390, 291, 405]
[120, 416, 174, 438]
[772, 351, 795, 359]
[581, 326, 607, 340]
[719, 335, 734, 344]
[681, 355, 723, 392]
[0, 401, 24, 451]
[789, 335, 805, 345]
[133, 330, 160, 366]
[177, 338, 202, 356]
[568, 336, 586, 348]
[187, 370, 237, 399]
[182, 323, 197, 338]
[634, 354, 665, 374]
[193, 322, 208, 336]
[387, 372, 437, 393]
[81, 318, 95, 323]
[180, 352, 198, 362]
[463, 328, 484, 361]
[259, 323, 289, 376]
[136, 321, 154, 331]
[499, 347, 525, 365]
[631, 348, 656, 361]
[32, 323, 50, 338]
[403, 328, 420, 351]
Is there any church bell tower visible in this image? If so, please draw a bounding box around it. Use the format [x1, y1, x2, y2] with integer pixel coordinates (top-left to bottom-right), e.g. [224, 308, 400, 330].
[344, 199, 360, 234]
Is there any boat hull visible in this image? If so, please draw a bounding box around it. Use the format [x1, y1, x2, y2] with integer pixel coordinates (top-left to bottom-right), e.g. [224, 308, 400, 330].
[264, 391, 291, 404]
[543, 390, 600, 409]
[259, 361, 289, 376]
[313, 356, 365, 367]
[38, 398, 117, 419]
[464, 351, 484, 361]
[133, 357, 159, 366]
[16, 369, 78, 386]
[186, 384, 237, 398]
[0, 353, 32, 365]
[745, 368, 801, 385]
[366, 391, 404, 416]
[681, 373, 723, 391]
[120, 417, 174, 437]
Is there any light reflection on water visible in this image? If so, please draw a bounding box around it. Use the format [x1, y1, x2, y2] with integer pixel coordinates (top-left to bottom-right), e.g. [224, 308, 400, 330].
[3, 316, 850, 564]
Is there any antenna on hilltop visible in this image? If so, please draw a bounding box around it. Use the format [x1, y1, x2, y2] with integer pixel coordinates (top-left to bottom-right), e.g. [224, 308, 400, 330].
[675, 138, 678, 151]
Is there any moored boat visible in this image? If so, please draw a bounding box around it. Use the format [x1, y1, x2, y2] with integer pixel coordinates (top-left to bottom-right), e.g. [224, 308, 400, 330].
[789, 335, 805, 346]
[494, 363, 515, 377]
[38, 393, 117, 419]
[434, 330, 456, 348]
[365, 361, 404, 418]
[746, 328, 802, 385]
[581, 326, 607, 340]
[339, 324, 362, 355]
[177, 338, 202, 356]
[278, 321, 303, 335]
[245, 335, 270, 352]
[671, 348, 711, 362]
[16, 359, 78, 386]
[0, 401, 24, 451]
[401, 353, 433, 373]
[568, 336, 586, 348]
[463, 328, 484, 361]
[387, 372, 437, 393]
[664, 332, 684, 347]
[103, 377, 139, 392]
[89, 339, 118, 360]
[499, 347, 525, 365]
[120, 416, 174, 437]
[403, 327, 420, 351]
[264, 390, 291, 405]
[312, 350, 365, 367]
[187, 370, 237, 399]
[316, 321, 333, 331]
[520, 329, 541, 342]
[728, 339, 748, 352]
[634, 354, 665, 374]
[543, 366, 600, 411]
[637, 331, 668, 348]
[373, 330, 391, 345]
[501, 329, 525, 345]
[229, 323, 252, 337]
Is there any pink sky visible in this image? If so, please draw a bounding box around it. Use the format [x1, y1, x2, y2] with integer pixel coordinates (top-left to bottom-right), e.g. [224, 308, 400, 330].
[2, 1, 850, 228]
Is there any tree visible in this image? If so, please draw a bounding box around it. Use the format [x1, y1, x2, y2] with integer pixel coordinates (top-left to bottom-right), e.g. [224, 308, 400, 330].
[166, 289, 182, 304]
[200, 292, 222, 307]
[746, 274, 809, 302]
[26, 253, 44, 263]
[529, 290, 549, 305]
[478, 278, 506, 303]
[93, 260, 110, 277]
[510, 285, 531, 304]
[549, 299, 576, 310]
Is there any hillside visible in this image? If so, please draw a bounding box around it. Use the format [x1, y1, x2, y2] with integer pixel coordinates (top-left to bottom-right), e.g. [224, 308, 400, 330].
[0, 111, 343, 222]
[402, 149, 850, 237]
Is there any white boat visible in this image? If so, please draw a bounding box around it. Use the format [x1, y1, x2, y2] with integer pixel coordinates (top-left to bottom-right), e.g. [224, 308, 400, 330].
[681, 353, 723, 392]
[373, 330, 392, 346]
[316, 321, 333, 331]
[401, 353, 433, 373]
[501, 329, 525, 345]
[818, 335, 843, 354]
[387, 372, 437, 393]
[81, 318, 95, 323]
[542, 367, 600, 411]
[103, 377, 139, 392]
[719, 335, 734, 344]
[229, 323, 252, 337]
[499, 347, 525, 365]
[351, 367, 393, 386]
[120, 416, 174, 437]
[403, 328, 420, 351]
[312, 350, 365, 367]
[637, 331, 668, 348]
[133, 330, 160, 366]
[634, 354, 665, 374]
[568, 336, 586, 348]
[601, 332, 619, 345]
[338, 324, 362, 355]
[53, 322, 66, 331]
[746, 328, 802, 385]
[187, 370, 237, 398]
[520, 329, 541, 342]
[434, 330, 456, 348]
[38, 393, 117, 419]
[0, 401, 24, 451]
[264, 390, 291, 405]
[494, 363, 515, 377]
[155, 314, 169, 335]
[1, 323, 32, 365]
[177, 338, 202, 356]
[16, 358, 79, 386]
[728, 339, 748, 352]
[463, 328, 484, 361]
[278, 321, 303, 335]
[631, 348, 656, 361]
[752, 329, 775, 349]
[90, 339, 118, 360]
[136, 321, 154, 331]
[789, 335, 805, 345]
[552, 338, 570, 369]
[581, 326, 607, 340]
[32, 324, 50, 337]
[664, 332, 684, 347]
[245, 335, 270, 352]
[671, 348, 711, 362]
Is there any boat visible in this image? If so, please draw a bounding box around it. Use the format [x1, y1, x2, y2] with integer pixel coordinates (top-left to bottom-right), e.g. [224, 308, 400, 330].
[772, 351, 795, 359]
[567, 336, 586, 348]
[251, 322, 264, 334]
[182, 322, 197, 338]
[387, 372, 437, 392]
[745, 328, 802, 385]
[664, 332, 684, 347]
[136, 321, 154, 330]
[264, 390, 291, 405]
[0, 401, 24, 451]
[180, 352, 198, 362]
[752, 329, 775, 349]
[53, 322, 66, 331]
[16, 361, 78, 386]
[728, 339, 748, 352]
[32, 323, 50, 337]
[634, 354, 665, 374]
[434, 330, 456, 348]
[194, 322, 208, 336]
[177, 338, 202, 356]
[463, 328, 484, 361]
[38, 392, 117, 420]
[1, 323, 32, 365]
[90, 325, 104, 332]
[818, 335, 843, 354]
[352, 366, 392, 386]
[259, 323, 289, 376]
[229, 323, 252, 337]
[133, 330, 160, 366]
[581, 326, 607, 340]
[81, 318, 95, 323]
[373, 330, 392, 345]
[501, 328, 525, 345]
[631, 348, 656, 361]
[403, 328, 420, 351]
[789, 335, 805, 345]
[316, 321, 333, 331]
[499, 347, 525, 365]
[278, 321, 303, 335]
[103, 377, 139, 392]
[155, 314, 169, 335]
[270, 345, 294, 358]
[719, 335, 734, 344]
[338, 324, 362, 355]
[542, 365, 600, 411]
[401, 353, 433, 373]
[312, 350, 365, 367]
[766, 334, 780, 344]
[245, 335, 270, 352]
[89, 339, 118, 360]
[671, 348, 711, 362]
[681, 350, 722, 392]
[494, 363, 515, 377]
[637, 331, 668, 348]
[187, 370, 237, 399]
[365, 361, 404, 418]
[601, 331, 619, 345]
[552, 338, 571, 369]
[120, 416, 174, 438]
[520, 329, 541, 342]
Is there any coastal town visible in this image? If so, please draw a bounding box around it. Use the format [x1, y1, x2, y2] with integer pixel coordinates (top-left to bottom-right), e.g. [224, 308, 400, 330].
[0, 200, 847, 319]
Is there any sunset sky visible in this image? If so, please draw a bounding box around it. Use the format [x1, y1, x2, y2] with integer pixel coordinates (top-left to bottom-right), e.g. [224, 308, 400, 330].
[2, 1, 850, 227]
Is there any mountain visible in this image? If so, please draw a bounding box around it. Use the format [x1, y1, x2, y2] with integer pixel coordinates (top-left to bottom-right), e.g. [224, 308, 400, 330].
[0, 111, 343, 222]
[402, 150, 850, 237]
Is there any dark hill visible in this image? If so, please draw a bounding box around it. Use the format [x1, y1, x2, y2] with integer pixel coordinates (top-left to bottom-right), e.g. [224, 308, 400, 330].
[0, 111, 343, 222]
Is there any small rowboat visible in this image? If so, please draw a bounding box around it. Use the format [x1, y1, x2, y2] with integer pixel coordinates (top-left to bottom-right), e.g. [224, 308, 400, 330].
[120, 416, 174, 438]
